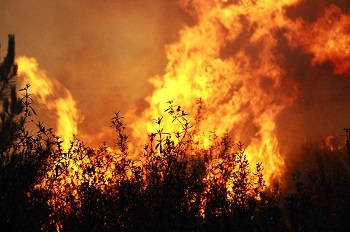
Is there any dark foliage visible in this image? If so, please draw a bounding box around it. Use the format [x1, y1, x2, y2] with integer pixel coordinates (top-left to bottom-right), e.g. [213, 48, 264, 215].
[0, 35, 59, 231]
[1, 36, 350, 232]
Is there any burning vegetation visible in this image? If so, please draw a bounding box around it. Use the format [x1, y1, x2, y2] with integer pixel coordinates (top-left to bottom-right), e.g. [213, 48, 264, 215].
[1, 0, 350, 231]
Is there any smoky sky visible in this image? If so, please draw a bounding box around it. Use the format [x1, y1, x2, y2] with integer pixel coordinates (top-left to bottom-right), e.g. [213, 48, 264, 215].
[1, 0, 350, 153]
[277, 1, 350, 157]
[1, 0, 193, 145]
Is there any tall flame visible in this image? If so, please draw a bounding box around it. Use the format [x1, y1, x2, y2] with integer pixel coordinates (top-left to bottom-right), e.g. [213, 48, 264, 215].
[13, 0, 350, 188]
[16, 56, 79, 150]
[129, 0, 350, 185]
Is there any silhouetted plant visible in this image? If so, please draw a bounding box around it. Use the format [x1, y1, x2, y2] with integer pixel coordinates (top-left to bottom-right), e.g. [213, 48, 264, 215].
[0, 35, 59, 231]
[344, 128, 350, 156]
[2, 36, 350, 232]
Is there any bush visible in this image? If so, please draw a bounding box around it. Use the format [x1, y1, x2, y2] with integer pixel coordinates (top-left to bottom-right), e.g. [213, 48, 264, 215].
[1, 36, 350, 231]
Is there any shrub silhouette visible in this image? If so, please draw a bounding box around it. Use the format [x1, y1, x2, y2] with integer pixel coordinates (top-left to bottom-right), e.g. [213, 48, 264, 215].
[1, 36, 350, 231]
[43, 101, 276, 232]
[0, 35, 59, 231]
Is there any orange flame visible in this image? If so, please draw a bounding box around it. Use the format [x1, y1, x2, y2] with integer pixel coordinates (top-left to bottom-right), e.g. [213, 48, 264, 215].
[128, 0, 350, 186]
[16, 56, 80, 150]
[13, 0, 350, 196]
[129, 0, 306, 186]
[286, 4, 350, 75]
[16, 57, 117, 226]
[10, 1, 350, 227]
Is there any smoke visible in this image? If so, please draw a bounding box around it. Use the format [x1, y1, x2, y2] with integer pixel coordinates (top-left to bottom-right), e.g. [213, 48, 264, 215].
[277, 1, 350, 157]
[1, 0, 191, 145]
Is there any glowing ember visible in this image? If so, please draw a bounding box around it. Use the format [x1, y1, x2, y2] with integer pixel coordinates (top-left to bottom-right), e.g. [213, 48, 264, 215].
[324, 134, 344, 151]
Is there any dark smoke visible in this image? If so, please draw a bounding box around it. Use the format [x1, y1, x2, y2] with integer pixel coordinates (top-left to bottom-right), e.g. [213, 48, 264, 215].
[277, 1, 350, 170]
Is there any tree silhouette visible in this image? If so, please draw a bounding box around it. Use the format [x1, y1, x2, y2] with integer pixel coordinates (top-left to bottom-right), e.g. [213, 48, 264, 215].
[0, 35, 58, 231]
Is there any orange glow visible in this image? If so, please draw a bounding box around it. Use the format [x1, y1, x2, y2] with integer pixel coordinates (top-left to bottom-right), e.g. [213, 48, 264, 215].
[129, 0, 304, 186]
[10, 1, 350, 225]
[14, 1, 350, 189]
[286, 4, 350, 75]
[324, 134, 344, 151]
[16, 56, 79, 150]
[16, 56, 86, 225]
[16, 56, 129, 228]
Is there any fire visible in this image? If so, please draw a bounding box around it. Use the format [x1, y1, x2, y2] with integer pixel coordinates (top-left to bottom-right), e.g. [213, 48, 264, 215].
[16, 56, 79, 150]
[14, 1, 350, 189]
[324, 134, 344, 152]
[8, 0, 350, 228]
[128, 0, 350, 186]
[129, 0, 303, 185]
[286, 4, 350, 75]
